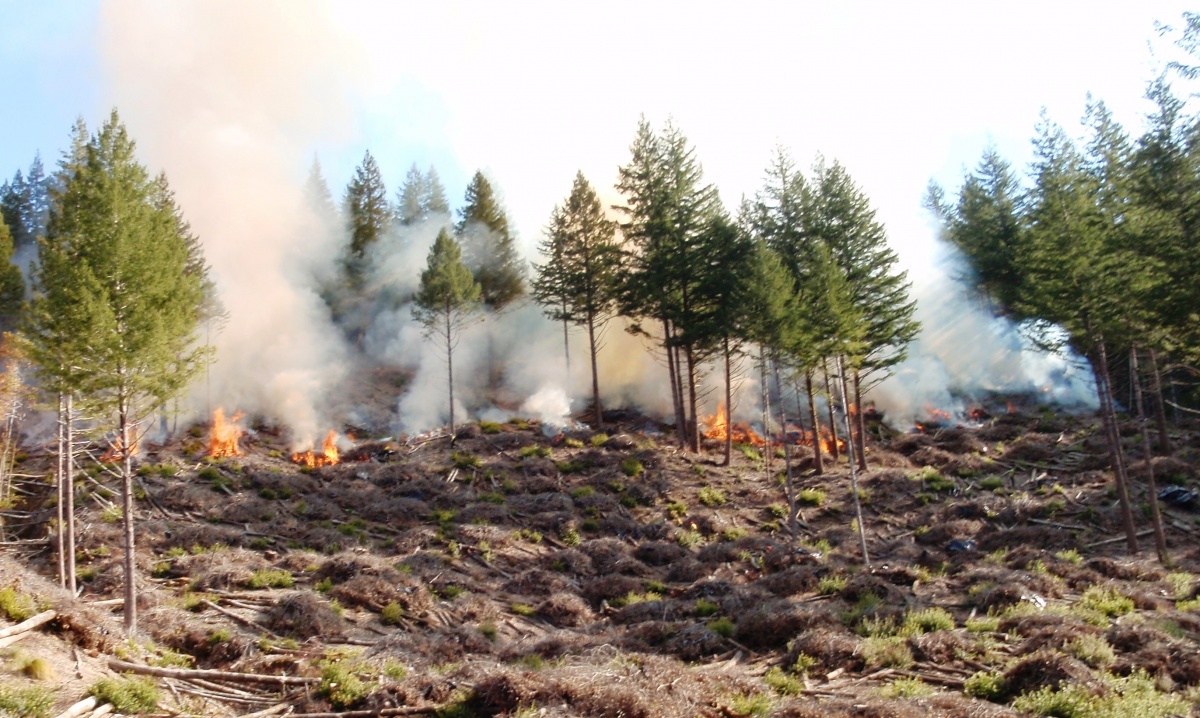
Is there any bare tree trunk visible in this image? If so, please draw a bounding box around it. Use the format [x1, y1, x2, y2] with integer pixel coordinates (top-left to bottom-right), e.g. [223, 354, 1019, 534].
[685, 345, 700, 453]
[822, 358, 840, 461]
[853, 369, 868, 471]
[65, 393, 76, 595]
[561, 301, 571, 380]
[837, 356, 870, 567]
[1092, 335, 1139, 554]
[1148, 348, 1171, 454]
[1131, 348, 1168, 564]
[805, 370, 824, 475]
[120, 393, 137, 634]
[446, 309, 455, 436]
[722, 338, 732, 466]
[663, 319, 686, 448]
[760, 346, 772, 481]
[587, 314, 602, 429]
[772, 358, 797, 540]
[55, 394, 65, 589]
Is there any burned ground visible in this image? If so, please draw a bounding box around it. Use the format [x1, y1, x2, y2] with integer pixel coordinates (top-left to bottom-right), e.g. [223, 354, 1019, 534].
[2, 402, 1200, 716]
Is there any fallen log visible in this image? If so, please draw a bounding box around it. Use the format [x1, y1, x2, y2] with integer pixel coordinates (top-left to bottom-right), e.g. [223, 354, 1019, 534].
[0, 609, 57, 640]
[286, 708, 437, 717]
[201, 599, 282, 638]
[51, 697, 97, 718]
[233, 704, 293, 718]
[108, 659, 317, 686]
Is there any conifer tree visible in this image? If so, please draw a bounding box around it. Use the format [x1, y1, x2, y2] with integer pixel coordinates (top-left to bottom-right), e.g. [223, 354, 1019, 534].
[343, 151, 391, 287]
[457, 171, 525, 310]
[0, 218, 24, 329]
[533, 171, 621, 428]
[25, 110, 207, 632]
[423, 167, 450, 217]
[413, 228, 481, 436]
[398, 165, 452, 226]
[304, 157, 340, 237]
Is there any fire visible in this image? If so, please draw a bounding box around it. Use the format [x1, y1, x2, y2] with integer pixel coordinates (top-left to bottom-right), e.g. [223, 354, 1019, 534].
[291, 430, 340, 468]
[702, 403, 765, 446]
[208, 408, 246, 458]
[924, 404, 953, 423]
[100, 437, 139, 463]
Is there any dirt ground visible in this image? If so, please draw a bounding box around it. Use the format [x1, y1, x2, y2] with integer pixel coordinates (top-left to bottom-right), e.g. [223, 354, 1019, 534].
[2, 397, 1200, 717]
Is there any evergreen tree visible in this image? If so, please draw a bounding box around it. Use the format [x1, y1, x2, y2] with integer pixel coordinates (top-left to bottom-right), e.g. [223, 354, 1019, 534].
[25, 110, 207, 633]
[343, 151, 391, 287]
[532, 171, 621, 428]
[0, 217, 23, 328]
[423, 167, 450, 216]
[457, 171, 524, 310]
[413, 228, 481, 435]
[304, 157, 339, 237]
[397, 164, 425, 226]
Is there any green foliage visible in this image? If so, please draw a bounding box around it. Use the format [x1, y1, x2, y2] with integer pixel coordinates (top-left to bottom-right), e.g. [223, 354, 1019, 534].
[451, 451, 480, 470]
[797, 488, 825, 506]
[858, 636, 913, 669]
[767, 502, 788, 519]
[966, 615, 1000, 633]
[1011, 670, 1187, 718]
[570, 486, 594, 499]
[721, 527, 748, 542]
[818, 575, 847, 595]
[698, 486, 726, 507]
[555, 459, 588, 474]
[0, 684, 54, 718]
[1165, 572, 1194, 601]
[677, 530, 704, 548]
[1078, 586, 1134, 618]
[621, 458, 644, 477]
[478, 421, 502, 434]
[0, 586, 35, 621]
[964, 671, 1005, 701]
[319, 658, 372, 709]
[738, 444, 763, 461]
[245, 569, 293, 589]
[694, 599, 720, 617]
[514, 528, 542, 544]
[457, 171, 525, 310]
[707, 616, 735, 637]
[980, 476, 1005, 490]
[560, 527, 581, 547]
[667, 501, 688, 519]
[590, 433, 609, 446]
[900, 607, 955, 636]
[1056, 549, 1084, 565]
[478, 622, 498, 641]
[726, 693, 771, 718]
[510, 602, 535, 616]
[91, 676, 160, 714]
[1066, 634, 1115, 667]
[763, 666, 804, 696]
[880, 677, 934, 698]
[519, 445, 550, 459]
[381, 602, 404, 625]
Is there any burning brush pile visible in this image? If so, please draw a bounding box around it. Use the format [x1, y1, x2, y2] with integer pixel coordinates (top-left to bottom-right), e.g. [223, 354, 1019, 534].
[203, 407, 341, 467]
[701, 402, 847, 454]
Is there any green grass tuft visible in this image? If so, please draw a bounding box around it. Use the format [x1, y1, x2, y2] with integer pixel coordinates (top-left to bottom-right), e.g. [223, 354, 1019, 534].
[91, 676, 160, 714]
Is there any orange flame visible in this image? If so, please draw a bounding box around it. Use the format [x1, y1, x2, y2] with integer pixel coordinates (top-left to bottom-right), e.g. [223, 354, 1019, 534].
[291, 430, 340, 468]
[924, 404, 953, 423]
[702, 403, 766, 446]
[100, 437, 139, 463]
[208, 408, 246, 458]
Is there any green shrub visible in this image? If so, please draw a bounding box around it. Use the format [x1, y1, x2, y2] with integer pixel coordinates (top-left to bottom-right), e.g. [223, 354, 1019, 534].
[0, 586, 36, 622]
[479, 421, 502, 434]
[726, 693, 771, 718]
[1165, 572, 1194, 601]
[556, 459, 588, 474]
[963, 671, 1005, 701]
[677, 530, 704, 548]
[900, 607, 955, 636]
[590, 433, 609, 447]
[1066, 634, 1115, 667]
[381, 602, 404, 625]
[721, 527, 749, 542]
[0, 685, 54, 718]
[514, 528, 542, 544]
[979, 476, 1004, 490]
[319, 660, 371, 709]
[13, 652, 54, 681]
[965, 615, 1000, 633]
[694, 599, 720, 617]
[738, 444, 762, 461]
[245, 569, 294, 589]
[797, 488, 825, 506]
[478, 622, 498, 641]
[817, 575, 847, 595]
[880, 677, 934, 698]
[767, 503, 788, 519]
[667, 501, 688, 519]
[451, 451, 480, 470]
[763, 666, 803, 696]
[1055, 549, 1083, 565]
[1011, 670, 1187, 718]
[570, 486, 595, 499]
[197, 465, 221, 482]
[698, 486, 726, 507]
[91, 676, 160, 714]
[477, 491, 506, 505]
[1078, 586, 1134, 618]
[707, 617, 735, 637]
[858, 636, 912, 669]
[621, 458, 643, 477]
[560, 527, 581, 547]
[511, 602, 535, 616]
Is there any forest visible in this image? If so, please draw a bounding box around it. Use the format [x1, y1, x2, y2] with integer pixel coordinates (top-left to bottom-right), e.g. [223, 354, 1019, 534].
[0, 12, 1200, 718]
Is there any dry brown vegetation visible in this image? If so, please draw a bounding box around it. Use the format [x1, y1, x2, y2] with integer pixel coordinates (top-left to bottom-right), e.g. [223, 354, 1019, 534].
[2, 398, 1200, 716]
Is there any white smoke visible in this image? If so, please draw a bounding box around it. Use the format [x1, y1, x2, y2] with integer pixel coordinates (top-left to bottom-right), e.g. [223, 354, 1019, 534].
[97, 0, 361, 447]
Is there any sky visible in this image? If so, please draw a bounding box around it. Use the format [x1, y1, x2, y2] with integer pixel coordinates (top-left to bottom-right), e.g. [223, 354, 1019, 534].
[1, 1, 1193, 269]
[0, 1, 1196, 432]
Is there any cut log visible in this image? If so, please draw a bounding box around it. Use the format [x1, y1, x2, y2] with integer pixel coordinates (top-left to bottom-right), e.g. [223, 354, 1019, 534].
[108, 659, 317, 686]
[0, 610, 57, 639]
[51, 697, 97, 718]
[233, 704, 292, 718]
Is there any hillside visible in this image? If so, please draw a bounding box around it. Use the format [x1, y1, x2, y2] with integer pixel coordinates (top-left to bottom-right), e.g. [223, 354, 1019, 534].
[2, 401, 1200, 718]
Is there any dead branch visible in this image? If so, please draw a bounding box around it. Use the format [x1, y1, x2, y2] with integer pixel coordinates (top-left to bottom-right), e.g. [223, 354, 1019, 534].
[201, 599, 282, 637]
[51, 697, 97, 718]
[0, 609, 56, 639]
[233, 704, 293, 718]
[286, 707, 438, 717]
[108, 659, 318, 686]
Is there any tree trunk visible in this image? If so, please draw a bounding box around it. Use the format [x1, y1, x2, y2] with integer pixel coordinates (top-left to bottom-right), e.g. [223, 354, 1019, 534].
[55, 394, 65, 589]
[561, 302, 571, 381]
[772, 358, 797, 540]
[760, 346, 772, 480]
[65, 393, 76, 595]
[685, 344, 700, 453]
[587, 314, 602, 429]
[805, 370, 824, 475]
[837, 356, 870, 567]
[1131, 348, 1168, 564]
[120, 393, 137, 634]
[822, 359, 840, 461]
[663, 319, 686, 448]
[853, 370, 868, 471]
[446, 309, 455, 436]
[722, 337, 733, 467]
[1092, 336, 1139, 554]
[1148, 348, 1171, 454]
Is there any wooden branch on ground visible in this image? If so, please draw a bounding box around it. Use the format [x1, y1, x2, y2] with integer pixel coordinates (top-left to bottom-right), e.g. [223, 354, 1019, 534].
[51, 697, 97, 718]
[108, 659, 318, 686]
[287, 707, 438, 717]
[233, 703, 293, 718]
[200, 599, 282, 638]
[1086, 529, 1154, 548]
[0, 609, 57, 640]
